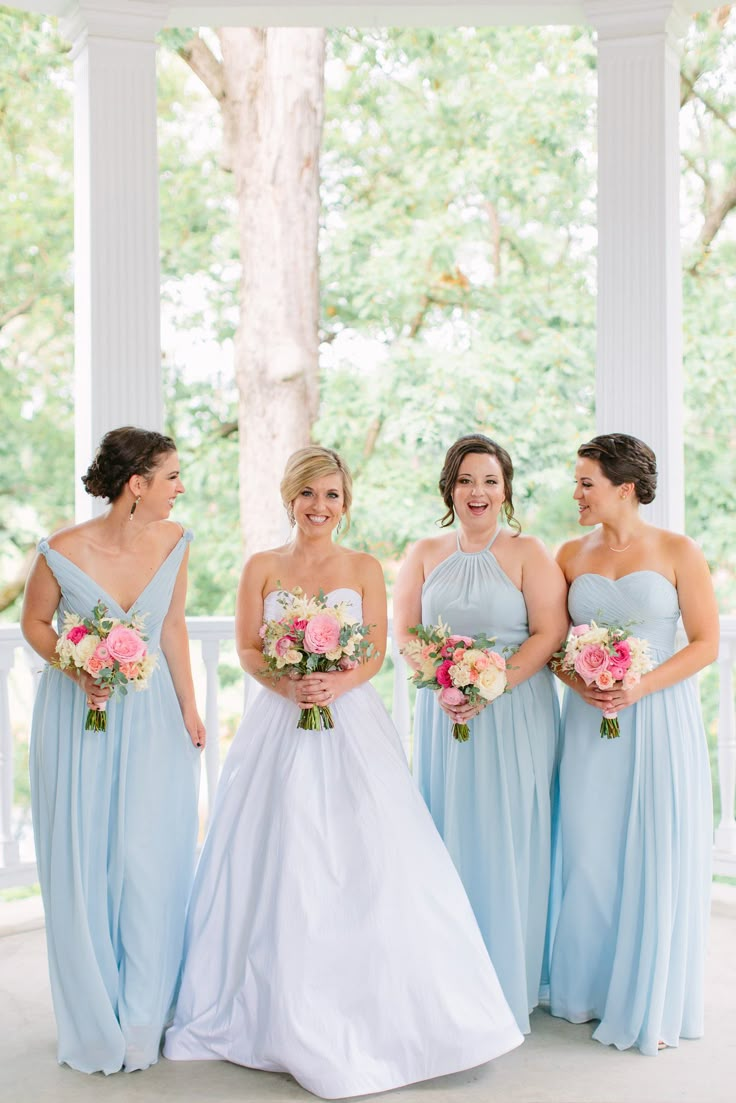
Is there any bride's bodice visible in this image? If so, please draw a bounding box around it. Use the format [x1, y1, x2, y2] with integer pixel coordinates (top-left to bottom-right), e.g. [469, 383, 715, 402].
[263, 588, 363, 624]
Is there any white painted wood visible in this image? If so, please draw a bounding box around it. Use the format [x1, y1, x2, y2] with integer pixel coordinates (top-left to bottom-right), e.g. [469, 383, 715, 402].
[59, 2, 165, 519]
[585, 0, 687, 531]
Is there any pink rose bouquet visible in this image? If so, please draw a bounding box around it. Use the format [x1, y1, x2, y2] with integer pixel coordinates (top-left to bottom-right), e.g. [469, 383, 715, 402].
[54, 601, 156, 732]
[402, 619, 511, 742]
[260, 587, 376, 731]
[553, 620, 653, 738]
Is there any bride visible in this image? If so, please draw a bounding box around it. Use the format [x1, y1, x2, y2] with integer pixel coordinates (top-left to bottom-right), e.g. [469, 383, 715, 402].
[164, 446, 522, 1099]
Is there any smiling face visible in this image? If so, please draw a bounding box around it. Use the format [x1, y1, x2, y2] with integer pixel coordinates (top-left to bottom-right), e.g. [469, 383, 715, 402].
[453, 452, 506, 528]
[135, 450, 184, 520]
[573, 455, 627, 526]
[291, 472, 345, 537]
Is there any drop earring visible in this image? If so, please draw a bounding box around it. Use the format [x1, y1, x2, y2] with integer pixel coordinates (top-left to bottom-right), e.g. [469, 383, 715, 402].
[287, 506, 295, 527]
[129, 495, 141, 520]
[336, 517, 343, 536]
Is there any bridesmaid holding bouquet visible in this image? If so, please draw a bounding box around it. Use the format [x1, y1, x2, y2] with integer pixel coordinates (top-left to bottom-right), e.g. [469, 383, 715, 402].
[394, 433, 567, 1034]
[547, 433, 718, 1054]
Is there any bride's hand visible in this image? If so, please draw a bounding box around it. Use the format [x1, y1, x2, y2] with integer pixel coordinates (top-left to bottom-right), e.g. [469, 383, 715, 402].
[294, 671, 344, 709]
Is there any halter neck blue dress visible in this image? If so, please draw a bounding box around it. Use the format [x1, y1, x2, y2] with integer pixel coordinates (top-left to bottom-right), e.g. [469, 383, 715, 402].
[414, 528, 560, 1033]
[29, 531, 201, 1074]
[547, 571, 712, 1054]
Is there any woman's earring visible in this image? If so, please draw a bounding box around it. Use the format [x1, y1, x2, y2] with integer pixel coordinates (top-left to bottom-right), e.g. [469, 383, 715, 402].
[129, 495, 141, 521]
[287, 506, 295, 527]
[336, 517, 343, 536]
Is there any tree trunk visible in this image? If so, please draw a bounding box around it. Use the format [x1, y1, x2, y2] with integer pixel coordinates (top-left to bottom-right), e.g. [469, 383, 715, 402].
[219, 28, 325, 556]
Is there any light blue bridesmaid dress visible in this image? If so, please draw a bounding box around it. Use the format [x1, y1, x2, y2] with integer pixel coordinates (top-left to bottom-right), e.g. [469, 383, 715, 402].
[414, 528, 560, 1034]
[547, 572, 712, 1055]
[29, 530, 200, 1074]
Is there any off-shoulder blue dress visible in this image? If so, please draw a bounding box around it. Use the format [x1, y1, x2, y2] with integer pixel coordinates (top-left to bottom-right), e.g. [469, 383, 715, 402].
[30, 531, 200, 1074]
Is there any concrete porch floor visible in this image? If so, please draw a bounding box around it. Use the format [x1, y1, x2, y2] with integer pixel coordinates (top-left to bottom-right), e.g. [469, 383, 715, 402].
[1, 889, 735, 1103]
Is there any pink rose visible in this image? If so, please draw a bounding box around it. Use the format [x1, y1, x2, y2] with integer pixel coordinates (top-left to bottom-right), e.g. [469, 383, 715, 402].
[449, 634, 474, 647]
[67, 625, 89, 644]
[106, 625, 147, 665]
[338, 656, 359, 671]
[275, 635, 297, 658]
[473, 654, 490, 671]
[571, 624, 590, 637]
[85, 655, 105, 676]
[303, 613, 341, 654]
[595, 669, 615, 690]
[293, 618, 308, 632]
[436, 660, 453, 687]
[622, 670, 641, 690]
[489, 651, 507, 671]
[439, 686, 466, 708]
[466, 669, 479, 684]
[574, 643, 609, 686]
[92, 643, 114, 669]
[453, 647, 467, 661]
[120, 661, 141, 680]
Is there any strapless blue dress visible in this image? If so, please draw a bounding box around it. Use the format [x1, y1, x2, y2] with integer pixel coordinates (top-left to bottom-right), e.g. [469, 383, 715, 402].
[413, 530, 560, 1033]
[547, 571, 712, 1055]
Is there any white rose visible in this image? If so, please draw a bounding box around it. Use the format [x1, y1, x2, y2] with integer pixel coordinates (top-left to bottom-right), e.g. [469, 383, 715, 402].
[74, 634, 100, 666]
[450, 663, 473, 688]
[477, 665, 506, 702]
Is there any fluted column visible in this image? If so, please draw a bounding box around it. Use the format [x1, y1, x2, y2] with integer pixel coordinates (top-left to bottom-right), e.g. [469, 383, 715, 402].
[585, 0, 687, 530]
[59, 1, 167, 517]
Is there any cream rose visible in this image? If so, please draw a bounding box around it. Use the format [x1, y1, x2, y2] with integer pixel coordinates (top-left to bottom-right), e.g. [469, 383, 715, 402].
[477, 664, 506, 702]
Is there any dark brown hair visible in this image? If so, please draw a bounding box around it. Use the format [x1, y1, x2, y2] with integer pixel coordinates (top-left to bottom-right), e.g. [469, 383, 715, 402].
[81, 426, 177, 501]
[577, 433, 657, 504]
[438, 434, 521, 532]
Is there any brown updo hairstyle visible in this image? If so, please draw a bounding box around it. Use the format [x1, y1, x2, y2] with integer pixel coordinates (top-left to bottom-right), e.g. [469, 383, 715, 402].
[577, 433, 657, 504]
[81, 426, 177, 502]
[280, 445, 353, 535]
[438, 434, 521, 533]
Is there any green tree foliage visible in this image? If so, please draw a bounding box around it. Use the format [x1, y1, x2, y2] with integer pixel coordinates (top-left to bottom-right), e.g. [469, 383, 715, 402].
[317, 27, 597, 569]
[0, 12, 734, 617]
[0, 8, 73, 604]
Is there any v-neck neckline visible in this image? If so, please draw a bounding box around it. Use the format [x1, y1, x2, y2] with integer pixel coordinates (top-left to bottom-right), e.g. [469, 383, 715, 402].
[46, 535, 185, 616]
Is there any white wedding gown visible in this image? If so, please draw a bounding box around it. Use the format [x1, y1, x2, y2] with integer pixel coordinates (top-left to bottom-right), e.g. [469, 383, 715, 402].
[164, 589, 522, 1098]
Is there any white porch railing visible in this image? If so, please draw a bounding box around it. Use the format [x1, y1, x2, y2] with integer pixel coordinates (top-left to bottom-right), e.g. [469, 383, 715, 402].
[1, 615, 735, 889]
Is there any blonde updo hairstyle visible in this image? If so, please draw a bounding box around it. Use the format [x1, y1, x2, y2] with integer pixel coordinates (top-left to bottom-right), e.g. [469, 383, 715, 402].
[280, 446, 353, 536]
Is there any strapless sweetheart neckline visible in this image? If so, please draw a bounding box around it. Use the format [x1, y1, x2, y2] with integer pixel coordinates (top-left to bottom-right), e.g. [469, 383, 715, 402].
[570, 570, 676, 593]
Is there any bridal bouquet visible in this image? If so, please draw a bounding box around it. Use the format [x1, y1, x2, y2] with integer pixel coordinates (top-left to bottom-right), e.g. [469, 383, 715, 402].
[553, 621, 653, 739]
[402, 619, 509, 742]
[54, 602, 156, 732]
[260, 587, 376, 730]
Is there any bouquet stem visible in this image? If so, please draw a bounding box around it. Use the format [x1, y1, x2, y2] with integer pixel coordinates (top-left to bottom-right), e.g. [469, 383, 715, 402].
[452, 721, 470, 742]
[600, 713, 620, 739]
[297, 704, 335, 731]
[85, 703, 107, 733]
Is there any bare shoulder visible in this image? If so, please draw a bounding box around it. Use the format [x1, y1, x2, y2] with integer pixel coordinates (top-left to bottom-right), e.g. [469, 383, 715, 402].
[506, 531, 554, 561]
[149, 520, 188, 554]
[555, 534, 588, 572]
[656, 528, 710, 572]
[341, 547, 384, 581]
[407, 532, 455, 566]
[47, 520, 95, 554]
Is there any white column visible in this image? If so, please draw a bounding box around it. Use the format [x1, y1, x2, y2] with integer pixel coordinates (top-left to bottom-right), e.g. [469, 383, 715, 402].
[59, 1, 167, 518]
[585, 0, 687, 531]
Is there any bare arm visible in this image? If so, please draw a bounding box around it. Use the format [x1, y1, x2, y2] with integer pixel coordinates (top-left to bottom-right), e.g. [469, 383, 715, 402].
[392, 541, 427, 668]
[506, 537, 569, 689]
[21, 552, 110, 708]
[160, 547, 205, 748]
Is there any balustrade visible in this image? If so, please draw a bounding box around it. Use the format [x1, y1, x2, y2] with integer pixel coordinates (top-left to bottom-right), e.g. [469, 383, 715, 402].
[1, 615, 735, 887]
